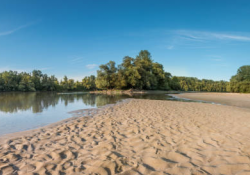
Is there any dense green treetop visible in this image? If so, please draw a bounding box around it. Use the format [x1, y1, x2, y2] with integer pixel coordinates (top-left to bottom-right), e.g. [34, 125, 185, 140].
[229, 65, 250, 93]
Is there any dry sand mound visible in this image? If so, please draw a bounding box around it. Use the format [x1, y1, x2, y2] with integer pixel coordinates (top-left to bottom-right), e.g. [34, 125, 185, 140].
[1, 99, 250, 175]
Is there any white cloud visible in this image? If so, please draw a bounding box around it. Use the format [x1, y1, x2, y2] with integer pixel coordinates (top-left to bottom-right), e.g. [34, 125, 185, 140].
[166, 30, 250, 50]
[69, 57, 84, 64]
[86, 64, 98, 69]
[206, 55, 223, 62]
[0, 21, 37, 37]
[212, 33, 250, 41]
[167, 45, 174, 50]
[174, 30, 250, 42]
[211, 58, 222, 62]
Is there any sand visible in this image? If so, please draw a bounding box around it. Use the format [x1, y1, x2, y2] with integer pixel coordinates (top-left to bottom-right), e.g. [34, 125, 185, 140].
[1, 99, 250, 175]
[174, 92, 250, 109]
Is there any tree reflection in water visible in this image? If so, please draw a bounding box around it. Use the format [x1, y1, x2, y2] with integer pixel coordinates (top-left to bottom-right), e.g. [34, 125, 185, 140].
[0, 92, 177, 114]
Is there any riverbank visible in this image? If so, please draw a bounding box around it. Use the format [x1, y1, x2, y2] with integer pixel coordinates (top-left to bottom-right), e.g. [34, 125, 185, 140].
[174, 92, 250, 109]
[1, 98, 250, 174]
[89, 89, 179, 95]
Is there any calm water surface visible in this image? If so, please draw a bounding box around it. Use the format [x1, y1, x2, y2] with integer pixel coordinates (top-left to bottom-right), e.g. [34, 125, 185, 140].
[0, 92, 194, 136]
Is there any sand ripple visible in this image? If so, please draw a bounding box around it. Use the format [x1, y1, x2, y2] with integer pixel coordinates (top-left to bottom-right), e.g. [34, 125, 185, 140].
[1, 99, 250, 174]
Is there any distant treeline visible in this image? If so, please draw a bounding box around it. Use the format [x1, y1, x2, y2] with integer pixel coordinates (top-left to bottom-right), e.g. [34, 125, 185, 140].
[0, 70, 96, 92]
[0, 50, 249, 93]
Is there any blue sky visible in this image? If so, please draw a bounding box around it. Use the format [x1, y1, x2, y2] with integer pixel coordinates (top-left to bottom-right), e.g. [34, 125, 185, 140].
[0, 0, 250, 81]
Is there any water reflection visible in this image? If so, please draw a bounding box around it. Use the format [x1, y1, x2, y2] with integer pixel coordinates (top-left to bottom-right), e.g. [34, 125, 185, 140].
[0, 92, 128, 114]
[0, 92, 182, 114]
[0, 92, 187, 135]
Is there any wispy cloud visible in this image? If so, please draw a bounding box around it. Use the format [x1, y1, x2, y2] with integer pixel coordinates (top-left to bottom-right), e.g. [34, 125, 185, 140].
[206, 55, 223, 62]
[167, 45, 174, 50]
[211, 58, 222, 62]
[174, 30, 250, 42]
[207, 55, 222, 58]
[212, 33, 250, 41]
[165, 30, 250, 50]
[0, 21, 37, 37]
[86, 64, 98, 69]
[69, 57, 84, 64]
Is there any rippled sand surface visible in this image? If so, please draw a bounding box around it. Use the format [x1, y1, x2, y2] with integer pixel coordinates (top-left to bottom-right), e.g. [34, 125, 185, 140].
[1, 99, 250, 175]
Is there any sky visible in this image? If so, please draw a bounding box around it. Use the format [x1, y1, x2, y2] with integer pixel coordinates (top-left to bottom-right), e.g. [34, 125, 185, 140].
[0, 0, 250, 81]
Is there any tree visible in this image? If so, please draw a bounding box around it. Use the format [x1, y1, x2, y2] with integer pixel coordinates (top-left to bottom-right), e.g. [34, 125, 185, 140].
[32, 70, 43, 90]
[96, 61, 117, 89]
[0, 75, 4, 91]
[68, 79, 75, 90]
[170, 76, 181, 90]
[61, 76, 69, 90]
[82, 75, 96, 90]
[134, 50, 154, 89]
[229, 65, 250, 93]
[1, 71, 20, 91]
[1, 51, 245, 93]
[18, 73, 35, 91]
[235, 65, 250, 81]
[152, 62, 170, 90]
[118, 56, 140, 89]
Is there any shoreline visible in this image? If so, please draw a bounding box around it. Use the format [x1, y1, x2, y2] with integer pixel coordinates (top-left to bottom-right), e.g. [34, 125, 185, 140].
[89, 89, 180, 95]
[0, 92, 247, 144]
[1, 98, 250, 174]
[174, 92, 250, 109]
[1, 92, 248, 144]
[0, 98, 132, 144]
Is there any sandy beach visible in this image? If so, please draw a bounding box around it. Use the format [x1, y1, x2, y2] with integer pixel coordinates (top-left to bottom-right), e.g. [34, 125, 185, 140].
[1, 98, 250, 175]
[174, 93, 250, 109]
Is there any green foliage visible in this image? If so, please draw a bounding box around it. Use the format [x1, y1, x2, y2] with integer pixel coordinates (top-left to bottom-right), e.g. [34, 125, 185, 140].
[0, 71, 96, 92]
[119, 56, 141, 88]
[18, 73, 35, 92]
[96, 61, 117, 89]
[82, 75, 96, 90]
[32, 70, 43, 90]
[229, 65, 250, 93]
[94, 50, 231, 92]
[171, 77, 229, 92]
[0, 50, 248, 93]
[95, 51, 172, 90]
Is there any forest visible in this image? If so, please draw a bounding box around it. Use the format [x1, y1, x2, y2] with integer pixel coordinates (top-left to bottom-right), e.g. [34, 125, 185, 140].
[0, 50, 249, 93]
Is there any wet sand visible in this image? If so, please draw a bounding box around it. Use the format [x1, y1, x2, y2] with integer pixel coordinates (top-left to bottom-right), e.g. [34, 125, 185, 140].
[174, 92, 250, 109]
[1, 99, 250, 175]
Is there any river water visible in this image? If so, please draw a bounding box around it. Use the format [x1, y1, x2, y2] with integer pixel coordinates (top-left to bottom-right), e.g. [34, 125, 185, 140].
[0, 92, 201, 136]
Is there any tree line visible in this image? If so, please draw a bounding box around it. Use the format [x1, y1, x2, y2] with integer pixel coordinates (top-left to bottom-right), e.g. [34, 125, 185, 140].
[0, 70, 96, 92]
[95, 50, 232, 92]
[0, 50, 249, 93]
